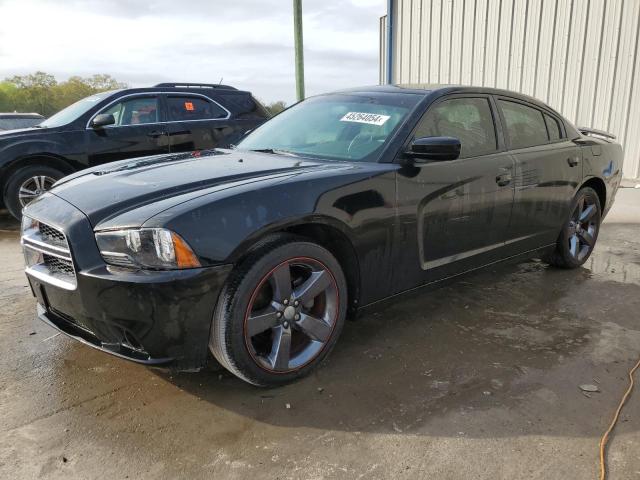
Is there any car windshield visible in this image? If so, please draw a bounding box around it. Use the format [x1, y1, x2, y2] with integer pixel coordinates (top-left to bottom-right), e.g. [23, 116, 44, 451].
[236, 93, 420, 162]
[39, 91, 116, 128]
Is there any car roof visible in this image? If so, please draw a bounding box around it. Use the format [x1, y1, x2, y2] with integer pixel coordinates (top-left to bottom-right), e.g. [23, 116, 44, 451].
[110, 84, 252, 97]
[332, 84, 557, 112]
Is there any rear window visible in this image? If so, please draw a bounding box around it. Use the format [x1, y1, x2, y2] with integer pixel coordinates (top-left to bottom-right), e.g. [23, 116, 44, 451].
[498, 100, 549, 149]
[217, 94, 269, 119]
[167, 96, 227, 121]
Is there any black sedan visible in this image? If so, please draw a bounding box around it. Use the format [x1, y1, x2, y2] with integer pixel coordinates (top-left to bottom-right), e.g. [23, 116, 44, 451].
[1, 83, 269, 219]
[21, 85, 622, 386]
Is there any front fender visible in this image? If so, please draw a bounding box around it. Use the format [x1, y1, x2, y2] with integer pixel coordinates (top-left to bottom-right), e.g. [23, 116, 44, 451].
[145, 173, 361, 265]
[0, 132, 85, 174]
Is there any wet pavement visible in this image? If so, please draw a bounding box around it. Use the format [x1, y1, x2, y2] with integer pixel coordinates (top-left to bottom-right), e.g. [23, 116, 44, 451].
[1, 189, 639, 479]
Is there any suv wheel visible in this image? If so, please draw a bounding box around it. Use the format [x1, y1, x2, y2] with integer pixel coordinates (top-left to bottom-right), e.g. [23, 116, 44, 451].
[209, 234, 348, 386]
[3, 165, 65, 219]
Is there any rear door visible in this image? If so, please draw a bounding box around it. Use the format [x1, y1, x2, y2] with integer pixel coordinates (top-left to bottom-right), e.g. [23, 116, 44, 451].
[496, 97, 582, 252]
[164, 94, 232, 153]
[86, 94, 169, 166]
[392, 95, 515, 293]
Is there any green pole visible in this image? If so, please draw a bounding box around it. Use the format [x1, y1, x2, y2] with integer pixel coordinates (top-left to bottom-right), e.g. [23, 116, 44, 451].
[293, 0, 305, 101]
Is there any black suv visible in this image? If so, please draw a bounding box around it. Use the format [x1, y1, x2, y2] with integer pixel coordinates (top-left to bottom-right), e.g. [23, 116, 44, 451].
[0, 83, 269, 219]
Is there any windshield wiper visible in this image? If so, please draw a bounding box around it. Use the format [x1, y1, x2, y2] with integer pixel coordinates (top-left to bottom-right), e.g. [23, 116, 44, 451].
[248, 148, 299, 157]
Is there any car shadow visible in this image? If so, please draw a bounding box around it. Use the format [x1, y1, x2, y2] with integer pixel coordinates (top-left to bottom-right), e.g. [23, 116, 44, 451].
[156, 243, 640, 438]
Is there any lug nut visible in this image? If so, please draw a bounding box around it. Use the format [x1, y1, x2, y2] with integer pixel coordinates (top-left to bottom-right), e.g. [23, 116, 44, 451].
[283, 299, 289, 305]
[283, 321, 289, 328]
[294, 300, 299, 307]
[276, 312, 282, 318]
[294, 314, 300, 320]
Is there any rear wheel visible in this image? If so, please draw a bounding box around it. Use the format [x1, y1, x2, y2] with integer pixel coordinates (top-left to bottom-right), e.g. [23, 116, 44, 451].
[210, 234, 347, 386]
[3, 165, 66, 219]
[545, 186, 601, 269]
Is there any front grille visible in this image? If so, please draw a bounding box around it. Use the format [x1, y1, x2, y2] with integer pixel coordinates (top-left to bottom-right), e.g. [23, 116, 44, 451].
[43, 254, 75, 276]
[21, 218, 77, 290]
[39, 223, 67, 247]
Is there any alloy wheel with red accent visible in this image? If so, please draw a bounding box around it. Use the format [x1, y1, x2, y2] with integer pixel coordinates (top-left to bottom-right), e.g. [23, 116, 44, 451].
[209, 235, 347, 386]
[545, 186, 602, 269]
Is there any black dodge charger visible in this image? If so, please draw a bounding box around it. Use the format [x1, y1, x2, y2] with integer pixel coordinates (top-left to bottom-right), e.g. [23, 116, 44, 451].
[21, 85, 622, 386]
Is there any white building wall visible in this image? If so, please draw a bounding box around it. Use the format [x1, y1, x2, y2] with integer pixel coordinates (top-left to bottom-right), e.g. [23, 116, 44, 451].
[380, 0, 640, 180]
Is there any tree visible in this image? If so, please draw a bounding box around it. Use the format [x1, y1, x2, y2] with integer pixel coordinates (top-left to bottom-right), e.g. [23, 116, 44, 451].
[1, 72, 128, 117]
[264, 100, 287, 116]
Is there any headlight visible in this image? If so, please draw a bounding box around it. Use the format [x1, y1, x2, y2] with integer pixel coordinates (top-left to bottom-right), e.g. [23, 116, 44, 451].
[95, 228, 201, 270]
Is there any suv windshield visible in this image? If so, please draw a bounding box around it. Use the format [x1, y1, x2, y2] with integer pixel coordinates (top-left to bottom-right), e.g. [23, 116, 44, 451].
[237, 93, 420, 161]
[40, 91, 116, 128]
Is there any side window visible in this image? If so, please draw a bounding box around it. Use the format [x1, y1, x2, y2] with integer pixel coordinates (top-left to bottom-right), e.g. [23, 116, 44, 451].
[498, 100, 549, 149]
[101, 96, 159, 126]
[415, 97, 497, 158]
[544, 113, 562, 141]
[167, 96, 227, 121]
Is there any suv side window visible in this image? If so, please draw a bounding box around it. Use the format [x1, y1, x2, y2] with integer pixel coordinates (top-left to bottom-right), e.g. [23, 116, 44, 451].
[415, 97, 497, 158]
[167, 95, 227, 121]
[498, 100, 549, 149]
[544, 113, 563, 141]
[101, 96, 159, 126]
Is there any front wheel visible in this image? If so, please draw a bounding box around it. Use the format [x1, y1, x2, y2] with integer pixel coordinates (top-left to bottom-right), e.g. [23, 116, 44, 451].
[209, 234, 348, 386]
[3, 165, 65, 219]
[545, 186, 602, 269]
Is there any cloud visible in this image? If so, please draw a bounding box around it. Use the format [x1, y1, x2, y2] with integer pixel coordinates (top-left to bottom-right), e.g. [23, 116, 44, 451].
[0, 0, 385, 104]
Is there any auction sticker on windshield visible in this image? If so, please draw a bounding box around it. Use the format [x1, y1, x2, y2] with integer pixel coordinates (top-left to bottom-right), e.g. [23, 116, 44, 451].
[340, 112, 390, 126]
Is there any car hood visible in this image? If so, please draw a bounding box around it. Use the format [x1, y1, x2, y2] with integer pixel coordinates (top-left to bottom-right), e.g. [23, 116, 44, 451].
[49, 149, 336, 228]
[0, 125, 66, 141]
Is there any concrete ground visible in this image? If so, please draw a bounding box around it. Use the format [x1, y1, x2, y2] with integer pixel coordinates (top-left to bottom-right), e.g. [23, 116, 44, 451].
[1, 188, 639, 480]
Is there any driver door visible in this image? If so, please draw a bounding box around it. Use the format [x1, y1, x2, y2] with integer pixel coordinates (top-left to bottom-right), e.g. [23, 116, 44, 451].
[393, 95, 515, 292]
[86, 94, 170, 166]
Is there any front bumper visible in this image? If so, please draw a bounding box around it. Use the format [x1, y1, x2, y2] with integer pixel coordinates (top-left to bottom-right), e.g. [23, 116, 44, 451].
[28, 264, 232, 370]
[23, 192, 233, 370]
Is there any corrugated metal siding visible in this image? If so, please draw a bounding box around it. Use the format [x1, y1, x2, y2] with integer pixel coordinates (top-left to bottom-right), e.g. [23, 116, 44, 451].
[381, 0, 640, 180]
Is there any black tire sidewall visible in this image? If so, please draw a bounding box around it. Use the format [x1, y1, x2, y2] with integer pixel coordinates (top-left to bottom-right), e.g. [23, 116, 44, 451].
[556, 187, 602, 268]
[3, 165, 66, 219]
[211, 237, 348, 387]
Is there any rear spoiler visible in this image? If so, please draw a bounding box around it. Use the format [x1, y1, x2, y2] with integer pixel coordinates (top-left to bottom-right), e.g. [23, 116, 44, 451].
[578, 127, 616, 140]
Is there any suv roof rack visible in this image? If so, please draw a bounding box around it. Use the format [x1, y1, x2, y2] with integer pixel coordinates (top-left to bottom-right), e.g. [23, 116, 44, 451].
[154, 82, 237, 90]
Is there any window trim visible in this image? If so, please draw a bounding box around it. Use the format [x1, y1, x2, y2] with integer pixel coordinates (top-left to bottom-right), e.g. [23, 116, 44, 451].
[494, 95, 567, 151]
[165, 94, 229, 122]
[85, 91, 231, 130]
[402, 93, 504, 162]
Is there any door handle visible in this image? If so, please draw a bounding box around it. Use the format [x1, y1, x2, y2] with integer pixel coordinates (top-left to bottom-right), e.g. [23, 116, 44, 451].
[147, 130, 165, 138]
[496, 172, 512, 186]
[567, 156, 580, 167]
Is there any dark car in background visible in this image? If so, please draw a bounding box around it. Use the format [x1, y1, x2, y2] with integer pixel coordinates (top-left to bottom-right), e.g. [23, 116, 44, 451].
[0, 83, 269, 218]
[0, 113, 44, 131]
[21, 85, 622, 386]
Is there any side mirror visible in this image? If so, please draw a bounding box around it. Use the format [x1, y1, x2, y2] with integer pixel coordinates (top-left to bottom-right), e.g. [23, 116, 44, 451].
[406, 136, 461, 162]
[91, 114, 115, 129]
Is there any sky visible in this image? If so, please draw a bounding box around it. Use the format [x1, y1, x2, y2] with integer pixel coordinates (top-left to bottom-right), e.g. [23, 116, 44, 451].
[0, 0, 386, 104]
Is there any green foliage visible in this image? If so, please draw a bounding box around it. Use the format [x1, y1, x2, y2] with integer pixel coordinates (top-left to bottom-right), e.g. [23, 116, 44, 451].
[0, 72, 127, 117]
[264, 100, 287, 116]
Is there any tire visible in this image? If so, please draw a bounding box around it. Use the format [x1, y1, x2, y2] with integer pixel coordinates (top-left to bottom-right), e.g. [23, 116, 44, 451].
[545, 186, 602, 269]
[3, 165, 66, 220]
[210, 234, 348, 387]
